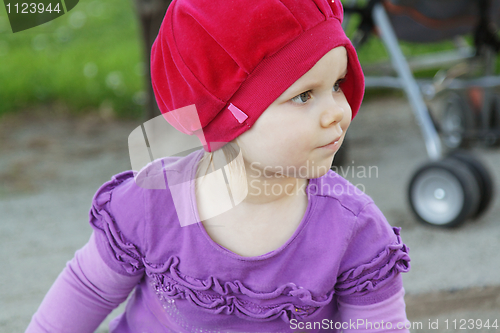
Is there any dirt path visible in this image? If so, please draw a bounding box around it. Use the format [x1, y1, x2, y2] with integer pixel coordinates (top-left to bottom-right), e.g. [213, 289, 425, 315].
[1, 98, 499, 332]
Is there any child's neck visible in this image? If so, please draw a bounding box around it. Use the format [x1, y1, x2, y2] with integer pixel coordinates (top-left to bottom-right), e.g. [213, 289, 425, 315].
[197, 173, 309, 257]
[195, 153, 309, 207]
[243, 175, 309, 205]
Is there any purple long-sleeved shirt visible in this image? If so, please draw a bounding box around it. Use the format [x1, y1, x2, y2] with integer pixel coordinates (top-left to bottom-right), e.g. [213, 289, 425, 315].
[27, 149, 411, 332]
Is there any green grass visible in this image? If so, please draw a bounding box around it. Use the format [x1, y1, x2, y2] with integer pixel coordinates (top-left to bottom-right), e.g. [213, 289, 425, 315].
[0, 0, 499, 118]
[0, 0, 145, 118]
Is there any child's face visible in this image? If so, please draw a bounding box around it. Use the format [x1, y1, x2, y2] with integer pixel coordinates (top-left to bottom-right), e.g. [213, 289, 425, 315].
[236, 46, 351, 179]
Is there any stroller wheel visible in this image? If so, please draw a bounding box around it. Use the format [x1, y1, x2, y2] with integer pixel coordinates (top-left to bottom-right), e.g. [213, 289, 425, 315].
[408, 158, 480, 228]
[441, 93, 475, 149]
[447, 151, 494, 219]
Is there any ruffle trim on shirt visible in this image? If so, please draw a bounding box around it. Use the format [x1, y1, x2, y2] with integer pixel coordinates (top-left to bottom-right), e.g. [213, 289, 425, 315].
[89, 171, 145, 275]
[145, 256, 333, 322]
[335, 227, 410, 297]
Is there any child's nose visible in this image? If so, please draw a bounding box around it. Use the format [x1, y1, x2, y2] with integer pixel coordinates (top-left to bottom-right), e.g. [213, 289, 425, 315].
[320, 96, 345, 128]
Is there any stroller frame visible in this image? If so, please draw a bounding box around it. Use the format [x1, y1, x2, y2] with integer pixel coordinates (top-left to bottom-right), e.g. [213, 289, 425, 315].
[342, 0, 499, 227]
[370, 3, 442, 160]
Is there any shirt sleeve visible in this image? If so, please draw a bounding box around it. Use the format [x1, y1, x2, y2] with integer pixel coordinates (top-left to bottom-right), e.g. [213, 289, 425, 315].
[89, 171, 147, 276]
[335, 202, 411, 305]
[25, 232, 143, 333]
[338, 287, 411, 332]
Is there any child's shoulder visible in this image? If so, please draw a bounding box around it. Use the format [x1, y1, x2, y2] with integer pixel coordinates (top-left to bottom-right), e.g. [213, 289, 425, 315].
[89, 151, 204, 274]
[91, 149, 203, 228]
[309, 169, 375, 217]
[92, 155, 184, 208]
[133, 149, 203, 190]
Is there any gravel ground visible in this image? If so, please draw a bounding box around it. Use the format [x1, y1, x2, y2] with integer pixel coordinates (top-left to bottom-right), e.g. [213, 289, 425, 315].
[1, 97, 499, 332]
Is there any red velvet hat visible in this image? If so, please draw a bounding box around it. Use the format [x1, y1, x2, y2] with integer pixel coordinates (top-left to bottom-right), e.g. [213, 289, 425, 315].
[151, 0, 364, 152]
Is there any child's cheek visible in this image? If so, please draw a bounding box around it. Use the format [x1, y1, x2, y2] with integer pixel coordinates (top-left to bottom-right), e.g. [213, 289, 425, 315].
[342, 100, 353, 129]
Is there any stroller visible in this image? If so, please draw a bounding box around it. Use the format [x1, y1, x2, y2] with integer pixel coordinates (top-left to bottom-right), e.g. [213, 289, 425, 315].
[341, 0, 500, 227]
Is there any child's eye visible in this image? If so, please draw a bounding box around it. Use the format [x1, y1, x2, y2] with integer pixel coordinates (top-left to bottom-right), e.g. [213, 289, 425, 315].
[291, 91, 312, 104]
[333, 78, 346, 93]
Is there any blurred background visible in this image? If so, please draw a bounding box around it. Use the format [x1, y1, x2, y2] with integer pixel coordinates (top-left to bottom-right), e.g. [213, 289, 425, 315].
[1, 0, 500, 331]
[1, 0, 489, 121]
[0, 0, 146, 120]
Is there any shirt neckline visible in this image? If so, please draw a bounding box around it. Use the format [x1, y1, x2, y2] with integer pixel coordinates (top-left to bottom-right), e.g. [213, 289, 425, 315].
[187, 149, 317, 262]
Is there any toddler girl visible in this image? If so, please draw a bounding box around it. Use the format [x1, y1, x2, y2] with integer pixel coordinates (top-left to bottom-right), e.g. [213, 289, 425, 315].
[27, 0, 411, 332]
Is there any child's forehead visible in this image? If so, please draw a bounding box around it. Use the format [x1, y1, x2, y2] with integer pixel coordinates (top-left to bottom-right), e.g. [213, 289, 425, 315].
[284, 47, 348, 89]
